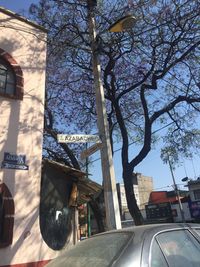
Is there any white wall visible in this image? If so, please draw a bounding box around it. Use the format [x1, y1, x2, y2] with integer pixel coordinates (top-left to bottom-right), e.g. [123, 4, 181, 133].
[171, 202, 192, 222]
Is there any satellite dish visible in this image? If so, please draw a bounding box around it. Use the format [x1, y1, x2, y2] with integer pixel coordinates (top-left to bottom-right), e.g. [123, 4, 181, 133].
[182, 177, 189, 182]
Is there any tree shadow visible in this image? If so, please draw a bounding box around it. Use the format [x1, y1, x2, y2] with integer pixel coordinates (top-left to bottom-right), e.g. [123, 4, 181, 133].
[0, 15, 48, 265]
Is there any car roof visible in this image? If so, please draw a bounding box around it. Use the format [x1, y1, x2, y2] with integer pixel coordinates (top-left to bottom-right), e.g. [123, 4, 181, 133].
[102, 222, 200, 233]
[93, 223, 200, 243]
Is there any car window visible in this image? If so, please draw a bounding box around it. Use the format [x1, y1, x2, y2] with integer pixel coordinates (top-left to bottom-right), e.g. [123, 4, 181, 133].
[155, 230, 200, 267]
[47, 232, 132, 267]
[150, 239, 168, 267]
[194, 229, 200, 236]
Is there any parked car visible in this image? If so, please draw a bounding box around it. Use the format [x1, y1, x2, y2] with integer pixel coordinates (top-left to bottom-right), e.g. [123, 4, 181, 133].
[47, 223, 200, 267]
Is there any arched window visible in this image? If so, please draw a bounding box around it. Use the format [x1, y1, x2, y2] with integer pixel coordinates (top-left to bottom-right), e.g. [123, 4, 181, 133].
[0, 183, 14, 248]
[0, 58, 16, 96]
[0, 48, 24, 100]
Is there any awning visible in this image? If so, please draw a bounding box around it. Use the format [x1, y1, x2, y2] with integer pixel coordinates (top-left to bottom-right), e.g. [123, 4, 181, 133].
[42, 159, 102, 205]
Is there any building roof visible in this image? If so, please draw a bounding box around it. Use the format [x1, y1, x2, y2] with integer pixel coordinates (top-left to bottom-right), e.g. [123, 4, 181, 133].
[43, 159, 102, 205]
[149, 190, 189, 204]
[188, 178, 200, 185]
[0, 6, 48, 33]
[166, 190, 189, 198]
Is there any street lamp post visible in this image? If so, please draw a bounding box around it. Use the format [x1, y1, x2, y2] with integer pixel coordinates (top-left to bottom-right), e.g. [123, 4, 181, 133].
[87, 0, 121, 230]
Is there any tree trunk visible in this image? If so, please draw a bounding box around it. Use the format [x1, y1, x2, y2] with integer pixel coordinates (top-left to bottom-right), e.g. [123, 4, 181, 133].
[89, 194, 105, 233]
[123, 167, 144, 225]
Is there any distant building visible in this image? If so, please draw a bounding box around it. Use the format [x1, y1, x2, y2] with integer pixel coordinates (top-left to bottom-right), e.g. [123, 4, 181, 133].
[147, 190, 191, 223]
[188, 178, 200, 202]
[149, 190, 189, 204]
[117, 172, 153, 220]
[117, 183, 139, 219]
[188, 178, 200, 220]
[132, 173, 154, 209]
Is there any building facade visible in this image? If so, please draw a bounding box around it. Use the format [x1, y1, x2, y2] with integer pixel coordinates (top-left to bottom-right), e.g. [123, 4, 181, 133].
[188, 178, 200, 220]
[188, 179, 200, 202]
[117, 172, 153, 220]
[147, 188, 193, 223]
[117, 183, 140, 219]
[0, 7, 50, 267]
[132, 172, 154, 209]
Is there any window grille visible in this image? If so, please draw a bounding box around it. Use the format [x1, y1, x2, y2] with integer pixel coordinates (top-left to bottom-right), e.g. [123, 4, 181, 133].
[0, 58, 16, 96]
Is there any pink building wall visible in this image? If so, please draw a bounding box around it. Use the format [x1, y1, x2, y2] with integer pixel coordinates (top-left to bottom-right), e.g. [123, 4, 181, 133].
[0, 8, 62, 267]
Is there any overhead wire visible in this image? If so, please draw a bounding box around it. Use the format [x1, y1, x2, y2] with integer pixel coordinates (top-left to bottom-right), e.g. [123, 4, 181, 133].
[86, 121, 174, 165]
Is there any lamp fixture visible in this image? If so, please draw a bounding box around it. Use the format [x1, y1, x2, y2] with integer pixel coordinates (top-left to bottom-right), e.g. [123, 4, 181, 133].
[108, 15, 136, 32]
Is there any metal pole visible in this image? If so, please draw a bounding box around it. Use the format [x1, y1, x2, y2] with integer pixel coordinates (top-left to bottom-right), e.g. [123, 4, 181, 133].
[168, 156, 185, 223]
[85, 143, 91, 236]
[87, 1, 121, 230]
[87, 203, 91, 237]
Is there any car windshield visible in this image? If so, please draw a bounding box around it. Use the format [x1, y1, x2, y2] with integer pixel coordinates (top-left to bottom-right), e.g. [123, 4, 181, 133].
[47, 232, 132, 267]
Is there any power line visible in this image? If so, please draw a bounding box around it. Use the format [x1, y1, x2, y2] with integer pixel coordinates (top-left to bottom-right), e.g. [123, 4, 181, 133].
[117, 183, 186, 194]
[87, 121, 174, 165]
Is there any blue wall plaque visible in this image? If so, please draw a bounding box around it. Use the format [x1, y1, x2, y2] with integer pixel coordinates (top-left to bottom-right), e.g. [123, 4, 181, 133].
[1, 152, 29, 170]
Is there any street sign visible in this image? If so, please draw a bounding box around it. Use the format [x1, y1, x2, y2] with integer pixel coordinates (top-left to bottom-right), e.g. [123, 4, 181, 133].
[81, 143, 102, 160]
[1, 162, 29, 170]
[57, 134, 101, 143]
[1, 152, 29, 170]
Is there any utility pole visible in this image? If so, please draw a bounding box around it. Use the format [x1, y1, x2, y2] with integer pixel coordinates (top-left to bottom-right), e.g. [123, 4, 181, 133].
[168, 156, 185, 223]
[87, 0, 121, 230]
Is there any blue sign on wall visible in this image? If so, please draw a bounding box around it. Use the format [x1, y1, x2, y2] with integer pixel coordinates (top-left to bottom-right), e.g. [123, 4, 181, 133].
[1, 152, 29, 170]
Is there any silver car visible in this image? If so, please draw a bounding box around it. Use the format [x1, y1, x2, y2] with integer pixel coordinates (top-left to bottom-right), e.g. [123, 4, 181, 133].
[47, 223, 200, 267]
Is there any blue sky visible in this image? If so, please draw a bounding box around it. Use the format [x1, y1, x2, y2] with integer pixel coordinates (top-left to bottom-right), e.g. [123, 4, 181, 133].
[1, 0, 200, 191]
[91, 141, 200, 191]
[0, 0, 38, 14]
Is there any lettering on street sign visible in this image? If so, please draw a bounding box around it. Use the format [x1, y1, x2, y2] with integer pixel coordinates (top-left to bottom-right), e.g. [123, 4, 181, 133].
[1, 152, 29, 170]
[80, 143, 103, 160]
[57, 134, 101, 143]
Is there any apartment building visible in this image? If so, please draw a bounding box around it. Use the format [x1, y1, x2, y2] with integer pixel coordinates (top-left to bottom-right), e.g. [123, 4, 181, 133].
[117, 172, 153, 219]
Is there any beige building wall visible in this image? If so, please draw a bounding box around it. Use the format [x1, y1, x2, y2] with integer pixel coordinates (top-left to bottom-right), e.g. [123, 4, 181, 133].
[0, 8, 62, 266]
[136, 173, 154, 209]
[118, 173, 154, 220]
[117, 183, 140, 216]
